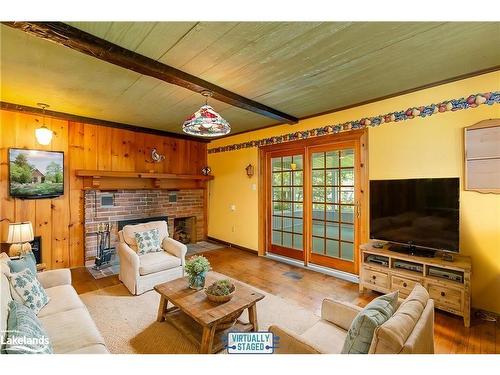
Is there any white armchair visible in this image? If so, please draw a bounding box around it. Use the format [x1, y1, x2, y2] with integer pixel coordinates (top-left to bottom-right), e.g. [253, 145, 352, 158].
[117, 221, 187, 295]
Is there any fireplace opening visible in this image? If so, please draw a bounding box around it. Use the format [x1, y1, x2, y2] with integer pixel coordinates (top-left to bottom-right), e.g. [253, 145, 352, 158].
[173, 216, 197, 244]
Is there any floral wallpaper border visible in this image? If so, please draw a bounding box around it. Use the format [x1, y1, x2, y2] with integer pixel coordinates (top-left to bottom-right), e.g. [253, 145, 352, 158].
[208, 91, 499, 154]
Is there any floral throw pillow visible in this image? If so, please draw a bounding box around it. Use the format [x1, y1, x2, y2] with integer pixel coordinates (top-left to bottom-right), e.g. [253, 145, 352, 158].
[135, 228, 162, 255]
[8, 268, 50, 315]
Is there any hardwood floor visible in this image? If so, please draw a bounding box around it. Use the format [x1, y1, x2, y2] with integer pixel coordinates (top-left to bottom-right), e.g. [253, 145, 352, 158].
[71, 247, 498, 354]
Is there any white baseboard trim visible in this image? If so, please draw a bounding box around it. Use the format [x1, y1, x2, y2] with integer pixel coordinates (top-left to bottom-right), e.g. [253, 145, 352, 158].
[264, 253, 359, 284]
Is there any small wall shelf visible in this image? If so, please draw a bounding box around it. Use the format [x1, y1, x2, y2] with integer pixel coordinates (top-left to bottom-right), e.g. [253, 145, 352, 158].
[75, 170, 214, 190]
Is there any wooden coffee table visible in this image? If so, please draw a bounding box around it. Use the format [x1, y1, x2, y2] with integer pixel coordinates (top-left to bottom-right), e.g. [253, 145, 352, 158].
[154, 271, 265, 354]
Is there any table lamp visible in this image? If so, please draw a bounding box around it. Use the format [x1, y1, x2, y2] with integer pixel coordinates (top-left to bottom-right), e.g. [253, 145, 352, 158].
[7, 221, 34, 257]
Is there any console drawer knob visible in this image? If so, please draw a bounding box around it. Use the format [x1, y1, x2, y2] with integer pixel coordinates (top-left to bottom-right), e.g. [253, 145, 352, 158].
[403, 282, 407, 288]
[372, 275, 376, 280]
[441, 291, 446, 297]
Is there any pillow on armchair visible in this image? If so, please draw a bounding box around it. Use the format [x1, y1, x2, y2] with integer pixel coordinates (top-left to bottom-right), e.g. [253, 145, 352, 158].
[135, 228, 162, 255]
[341, 290, 399, 354]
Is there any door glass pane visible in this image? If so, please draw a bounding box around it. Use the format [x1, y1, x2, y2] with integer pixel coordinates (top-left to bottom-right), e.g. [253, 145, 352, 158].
[340, 169, 354, 186]
[293, 219, 303, 233]
[341, 205, 355, 223]
[312, 187, 325, 202]
[312, 170, 324, 185]
[272, 158, 282, 171]
[312, 204, 324, 220]
[340, 187, 354, 204]
[312, 153, 324, 169]
[271, 154, 303, 253]
[283, 217, 293, 232]
[292, 155, 303, 170]
[282, 171, 291, 186]
[326, 170, 339, 186]
[272, 216, 282, 230]
[293, 234, 303, 250]
[326, 240, 339, 257]
[341, 223, 354, 242]
[312, 220, 325, 237]
[326, 187, 339, 203]
[326, 222, 339, 239]
[293, 203, 303, 218]
[340, 149, 354, 167]
[312, 237, 324, 254]
[293, 187, 303, 202]
[283, 232, 292, 248]
[282, 156, 292, 171]
[326, 151, 339, 168]
[326, 204, 339, 221]
[272, 172, 282, 186]
[341, 242, 354, 261]
[272, 231, 281, 245]
[293, 171, 303, 185]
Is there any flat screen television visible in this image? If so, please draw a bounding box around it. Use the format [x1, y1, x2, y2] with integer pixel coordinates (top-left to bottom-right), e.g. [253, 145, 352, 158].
[370, 178, 459, 253]
[9, 148, 64, 199]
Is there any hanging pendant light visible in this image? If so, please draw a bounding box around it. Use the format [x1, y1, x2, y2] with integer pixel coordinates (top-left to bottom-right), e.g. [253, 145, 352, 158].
[182, 91, 231, 137]
[35, 103, 53, 145]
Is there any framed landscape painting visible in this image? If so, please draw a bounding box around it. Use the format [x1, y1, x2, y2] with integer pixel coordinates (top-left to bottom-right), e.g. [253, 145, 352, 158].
[9, 148, 64, 199]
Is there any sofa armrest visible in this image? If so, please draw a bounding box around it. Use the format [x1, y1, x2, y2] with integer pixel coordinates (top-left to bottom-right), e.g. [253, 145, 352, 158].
[269, 325, 321, 354]
[321, 299, 362, 331]
[162, 237, 187, 266]
[117, 242, 140, 276]
[37, 269, 71, 289]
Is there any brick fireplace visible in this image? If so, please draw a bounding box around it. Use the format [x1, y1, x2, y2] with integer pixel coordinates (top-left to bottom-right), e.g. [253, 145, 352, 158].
[84, 189, 204, 264]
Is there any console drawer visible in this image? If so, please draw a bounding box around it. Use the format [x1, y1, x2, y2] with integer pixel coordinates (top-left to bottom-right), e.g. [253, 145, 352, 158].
[391, 275, 421, 296]
[428, 284, 462, 311]
[363, 268, 389, 289]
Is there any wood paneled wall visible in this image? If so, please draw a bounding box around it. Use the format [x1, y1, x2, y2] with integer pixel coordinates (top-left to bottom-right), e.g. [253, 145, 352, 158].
[0, 110, 207, 268]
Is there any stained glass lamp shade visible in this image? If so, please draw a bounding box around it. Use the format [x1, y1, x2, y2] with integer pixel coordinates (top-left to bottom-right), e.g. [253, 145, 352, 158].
[182, 104, 231, 137]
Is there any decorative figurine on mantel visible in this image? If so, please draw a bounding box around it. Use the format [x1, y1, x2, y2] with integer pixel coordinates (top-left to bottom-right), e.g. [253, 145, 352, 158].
[201, 166, 211, 176]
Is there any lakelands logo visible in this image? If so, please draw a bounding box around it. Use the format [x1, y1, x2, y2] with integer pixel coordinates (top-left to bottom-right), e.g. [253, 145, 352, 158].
[1, 330, 50, 353]
[226, 332, 277, 354]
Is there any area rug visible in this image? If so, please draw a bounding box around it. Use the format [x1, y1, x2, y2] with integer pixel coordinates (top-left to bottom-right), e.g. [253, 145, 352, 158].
[80, 283, 320, 354]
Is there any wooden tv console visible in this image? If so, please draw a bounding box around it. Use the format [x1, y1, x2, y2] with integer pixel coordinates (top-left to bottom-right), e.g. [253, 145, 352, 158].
[359, 242, 472, 327]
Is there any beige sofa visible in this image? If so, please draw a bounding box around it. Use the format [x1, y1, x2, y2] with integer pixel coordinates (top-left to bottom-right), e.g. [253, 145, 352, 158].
[1, 255, 108, 354]
[270, 284, 434, 354]
[117, 220, 187, 295]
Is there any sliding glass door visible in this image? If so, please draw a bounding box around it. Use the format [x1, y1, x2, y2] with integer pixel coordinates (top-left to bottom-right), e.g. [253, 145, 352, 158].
[308, 143, 359, 273]
[268, 151, 305, 261]
[263, 132, 365, 275]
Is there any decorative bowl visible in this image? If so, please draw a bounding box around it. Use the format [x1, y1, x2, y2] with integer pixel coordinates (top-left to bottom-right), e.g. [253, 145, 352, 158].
[205, 290, 235, 303]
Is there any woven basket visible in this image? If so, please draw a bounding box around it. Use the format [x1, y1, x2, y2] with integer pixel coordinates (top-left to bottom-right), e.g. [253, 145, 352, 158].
[205, 290, 235, 303]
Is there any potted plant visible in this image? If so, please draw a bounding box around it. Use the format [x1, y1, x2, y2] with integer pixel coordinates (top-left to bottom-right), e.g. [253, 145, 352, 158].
[184, 255, 211, 290]
[205, 279, 236, 303]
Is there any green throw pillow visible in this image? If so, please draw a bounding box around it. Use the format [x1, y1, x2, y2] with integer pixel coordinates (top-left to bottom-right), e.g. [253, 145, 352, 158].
[135, 228, 162, 255]
[8, 251, 37, 276]
[4, 300, 53, 354]
[8, 268, 50, 315]
[341, 290, 399, 354]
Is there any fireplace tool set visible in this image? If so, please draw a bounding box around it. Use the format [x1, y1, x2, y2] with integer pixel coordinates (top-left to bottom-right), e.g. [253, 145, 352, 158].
[93, 222, 114, 270]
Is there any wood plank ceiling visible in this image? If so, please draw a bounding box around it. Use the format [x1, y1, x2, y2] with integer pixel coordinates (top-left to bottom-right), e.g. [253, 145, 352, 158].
[1, 22, 499, 136]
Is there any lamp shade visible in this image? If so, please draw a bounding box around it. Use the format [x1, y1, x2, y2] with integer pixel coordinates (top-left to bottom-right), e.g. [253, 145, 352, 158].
[35, 126, 53, 145]
[182, 104, 231, 137]
[7, 222, 34, 244]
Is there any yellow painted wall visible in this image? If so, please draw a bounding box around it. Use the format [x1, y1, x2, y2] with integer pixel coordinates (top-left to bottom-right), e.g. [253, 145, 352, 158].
[208, 71, 500, 313]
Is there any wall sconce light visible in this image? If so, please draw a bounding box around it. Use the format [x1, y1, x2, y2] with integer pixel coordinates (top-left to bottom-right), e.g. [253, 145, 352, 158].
[245, 164, 254, 178]
[35, 103, 53, 145]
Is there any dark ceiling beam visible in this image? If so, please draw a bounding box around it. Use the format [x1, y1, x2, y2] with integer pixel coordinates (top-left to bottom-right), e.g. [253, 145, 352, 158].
[2, 21, 299, 125]
[0, 101, 210, 143]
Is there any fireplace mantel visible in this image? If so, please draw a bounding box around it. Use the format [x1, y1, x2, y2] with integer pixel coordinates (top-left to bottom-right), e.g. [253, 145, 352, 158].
[75, 170, 214, 190]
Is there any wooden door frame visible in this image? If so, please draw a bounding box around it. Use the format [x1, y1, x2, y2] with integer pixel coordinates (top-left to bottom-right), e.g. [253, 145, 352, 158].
[258, 129, 368, 275]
